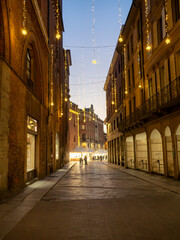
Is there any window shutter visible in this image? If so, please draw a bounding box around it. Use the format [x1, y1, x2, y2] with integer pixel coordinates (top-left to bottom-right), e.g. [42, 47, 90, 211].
[162, 8, 166, 38]
[153, 21, 158, 49]
[164, 60, 169, 86]
[169, 54, 176, 81]
[152, 73, 156, 95]
[156, 68, 160, 91]
[167, 0, 173, 30]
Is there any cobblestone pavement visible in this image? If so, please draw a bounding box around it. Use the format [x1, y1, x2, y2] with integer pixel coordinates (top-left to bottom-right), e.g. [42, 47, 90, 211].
[1, 161, 180, 240]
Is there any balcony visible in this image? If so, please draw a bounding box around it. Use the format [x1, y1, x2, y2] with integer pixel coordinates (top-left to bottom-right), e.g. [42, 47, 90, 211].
[119, 77, 180, 132]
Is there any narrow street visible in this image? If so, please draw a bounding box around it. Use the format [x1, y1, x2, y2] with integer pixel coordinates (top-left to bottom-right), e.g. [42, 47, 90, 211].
[1, 161, 180, 240]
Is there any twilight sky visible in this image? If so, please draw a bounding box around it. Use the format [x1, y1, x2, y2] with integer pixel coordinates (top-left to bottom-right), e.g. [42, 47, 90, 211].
[63, 0, 132, 120]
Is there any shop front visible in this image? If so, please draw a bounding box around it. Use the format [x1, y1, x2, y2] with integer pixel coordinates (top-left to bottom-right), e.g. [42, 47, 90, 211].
[27, 115, 38, 182]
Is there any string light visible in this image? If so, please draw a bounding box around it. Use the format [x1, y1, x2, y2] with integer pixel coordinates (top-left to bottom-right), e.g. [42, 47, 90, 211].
[111, 72, 115, 105]
[60, 85, 63, 117]
[164, 0, 170, 44]
[144, 0, 151, 51]
[56, 0, 61, 39]
[22, 0, 27, 35]
[64, 50, 68, 103]
[114, 76, 117, 112]
[118, 0, 123, 43]
[50, 45, 54, 110]
[124, 44, 128, 95]
[92, 0, 97, 64]
[137, 43, 142, 88]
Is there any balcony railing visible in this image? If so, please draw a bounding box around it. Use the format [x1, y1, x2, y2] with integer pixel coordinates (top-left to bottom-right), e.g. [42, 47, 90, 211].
[119, 77, 180, 132]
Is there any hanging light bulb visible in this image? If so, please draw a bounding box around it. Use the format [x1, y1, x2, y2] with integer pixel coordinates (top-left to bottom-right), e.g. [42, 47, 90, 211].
[56, 32, 61, 39]
[146, 45, 151, 50]
[22, 0, 27, 35]
[56, 0, 61, 40]
[119, 36, 123, 42]
[22, 28, 27, 35]
[111, 101, 115, 105]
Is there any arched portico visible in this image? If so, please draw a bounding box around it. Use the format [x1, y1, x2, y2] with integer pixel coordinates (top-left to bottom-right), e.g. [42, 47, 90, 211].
[150, 129, 164, 174]
[125, 136, 135, 169]
[165, 126, 174, 177]
[135, 132, 148, 171]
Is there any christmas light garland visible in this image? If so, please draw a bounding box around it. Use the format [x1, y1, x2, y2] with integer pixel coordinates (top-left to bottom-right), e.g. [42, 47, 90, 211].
[92, 0, 97, 64]
[56, 0, 61, 39]
[22, 0, 27, 35]
[137, 43, 142, 88]
[50, 45, 54, 109]
[124, 44, 128, 94]
[164, 0, 170, 44]
[144, 0, 151, 50]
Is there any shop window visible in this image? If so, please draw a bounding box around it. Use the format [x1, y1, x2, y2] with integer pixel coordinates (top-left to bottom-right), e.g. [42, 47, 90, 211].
[27, 115, 38, 182]
[56, 133, 59, 160]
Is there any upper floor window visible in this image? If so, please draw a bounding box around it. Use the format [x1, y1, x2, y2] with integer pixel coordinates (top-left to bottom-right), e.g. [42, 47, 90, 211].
[148, 78, 153, 97]
[172, 0, 180, 24]
[127, 43, 130, 61]
[137, 18, 141, 41]
[132, 63, 135, 88]
[26, 48, 34, 90]
[157, 16, 163, 44]
[131, 34, 133, 54]
[27, 49, 31, 80]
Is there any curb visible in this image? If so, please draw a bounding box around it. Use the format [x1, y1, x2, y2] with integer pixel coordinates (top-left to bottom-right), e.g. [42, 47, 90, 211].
[103, 162, 180, 195]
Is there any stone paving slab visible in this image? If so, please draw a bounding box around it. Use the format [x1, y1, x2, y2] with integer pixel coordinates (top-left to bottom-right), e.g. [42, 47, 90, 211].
[104, 162, 180, 194]
[0, 162, 76, 240]
[1, 161, 180, 240]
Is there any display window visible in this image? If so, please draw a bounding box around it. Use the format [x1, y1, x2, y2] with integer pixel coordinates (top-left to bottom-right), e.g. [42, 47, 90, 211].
[27, 115, 38, 181]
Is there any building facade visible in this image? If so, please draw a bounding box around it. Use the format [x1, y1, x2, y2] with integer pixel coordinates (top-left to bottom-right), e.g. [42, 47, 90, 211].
[0, 0, 70, 198]
[105, 0, 180, 178]
[69, 103, 106, 151]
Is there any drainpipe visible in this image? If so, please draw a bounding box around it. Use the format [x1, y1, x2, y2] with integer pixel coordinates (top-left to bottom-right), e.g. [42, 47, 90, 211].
[133, 0, 146, 102]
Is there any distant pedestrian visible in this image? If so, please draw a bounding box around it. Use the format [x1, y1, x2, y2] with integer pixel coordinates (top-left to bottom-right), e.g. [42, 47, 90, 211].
[84, 155, 88, 165]
[79, 156, 83, 164]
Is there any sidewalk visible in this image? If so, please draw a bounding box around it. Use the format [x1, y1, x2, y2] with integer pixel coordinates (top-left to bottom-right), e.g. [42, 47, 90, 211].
[103, 162, 180, 195]
[0, 161, 76, 240]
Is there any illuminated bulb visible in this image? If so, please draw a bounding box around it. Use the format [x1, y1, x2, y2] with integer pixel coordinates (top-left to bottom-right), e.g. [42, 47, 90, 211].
[22, 28, 27, 35]
[61, 113, 63, 116]
[139, 84, 142, 88]
[111, 101, 115, 105]
[146, 45, 151, 50]
[65, 98, 68, 102]
[92, 60, 97, 64]
[51, 102, 54, 106]
[125, 90, 128, 95]
[56, 32, 61, 39]
[119, 36, 123, 42]
[115, 110, 117, 113]
[165, 37, 170, 44]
